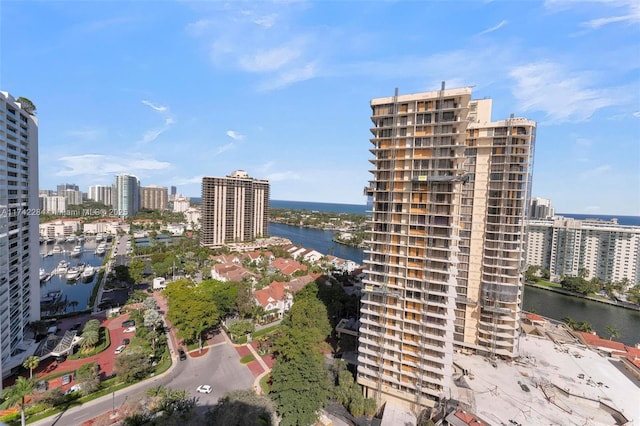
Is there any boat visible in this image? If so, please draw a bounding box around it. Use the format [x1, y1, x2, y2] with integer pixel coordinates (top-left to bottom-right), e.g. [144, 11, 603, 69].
[70, 245, 82, 257]
[95, 242, 107, 255]
[40, 290, 62, 304]
[96, 233, 104, 243]
[46, 237, 55, 244]
[81, 265, 96, 281]
[65, 266, 81, 281]
[55, 236, 65, 244]
[55, 260, 69, 274]
[39, 268, 51, 282]
[66, 235, 77, 243]
[77, 235, 85, 243]
[52, 245, 63, 254]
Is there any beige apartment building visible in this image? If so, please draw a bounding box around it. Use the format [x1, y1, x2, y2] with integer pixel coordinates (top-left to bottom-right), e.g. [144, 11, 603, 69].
[200, 170, 269, 248]
[358, 85, 536, 410]
[141, 185, 168, 210]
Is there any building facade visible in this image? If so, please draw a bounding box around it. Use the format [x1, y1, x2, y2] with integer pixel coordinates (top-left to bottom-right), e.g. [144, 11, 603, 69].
[60, 188, 82, 206]
[0, 92, 40, 383]
[172, 195, 190, 213]
[113, 174, 140, 218]
[88, 184, 113, 206]
[529, 197, 555, 220]
[39, 195, 67, 215]
[526, 217, 640, 285]
[200, 170, 269, 247]
[56, 183, 78, 195]
[358, 86, 535, 410]
[141, 185, 168, 210]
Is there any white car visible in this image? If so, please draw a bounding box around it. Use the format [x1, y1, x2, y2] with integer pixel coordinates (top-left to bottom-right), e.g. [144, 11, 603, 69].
[114, 345, 126, 354]
[196, 384, 212, 394]
[123, 326, 136, 333]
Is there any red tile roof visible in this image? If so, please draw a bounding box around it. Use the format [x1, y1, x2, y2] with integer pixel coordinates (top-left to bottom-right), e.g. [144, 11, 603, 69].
[270, 258, 307, 275]
[454, 409, 488, 426]
[525, 313, 545, 322]
[254, 281, 289, 308]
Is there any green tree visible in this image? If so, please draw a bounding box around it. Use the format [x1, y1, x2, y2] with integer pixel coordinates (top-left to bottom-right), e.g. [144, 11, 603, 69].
[363, 398, 377, 417]
[16, 97, 36, 114]
[76, 362, 100, 396]
[68, 300, 79, 312]
[115, 347, 153, 382]
[83, 319, 101, 333]
[26, 320, 48, 338]
[128, 259, 147, 284]
[0, 376, 34, 426]
[144, 309, 164, 330]
[22, 356, 39, 379]
[165, 281, 220, 345]
[270, 351, 332, 426]
[562, 316, 578, 330]
[606, 325, 621, 341]
[204, 389, 277, 426]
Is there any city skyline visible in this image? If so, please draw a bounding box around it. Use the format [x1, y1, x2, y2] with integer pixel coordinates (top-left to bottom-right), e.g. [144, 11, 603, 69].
[2, 1, 639, 214]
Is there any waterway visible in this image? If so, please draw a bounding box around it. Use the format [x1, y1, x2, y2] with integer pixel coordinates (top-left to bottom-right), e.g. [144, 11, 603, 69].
[39, 238, 108, 315]
[268, 222, 640, 346]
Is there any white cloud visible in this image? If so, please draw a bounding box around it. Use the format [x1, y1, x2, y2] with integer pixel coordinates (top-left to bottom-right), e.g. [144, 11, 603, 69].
[256, 161, 275, 172]
[56, 154, 171, 177]
[477, 20, 508, 35]
[238, 44, 302, 72]
[253, 14, 277, 29]
[545, 0, 640, 29]
[259, 62, 317, 91]
[215, 142, 235, 155]
[226, 130, 245, 140]
[633, 111, 640, 118]
[509, 61, 620, 122]
[265, 171, 301, 182]
[141, 100, 168, 112]
[584, 205, 601, 212]
[139, 99, 175, 143]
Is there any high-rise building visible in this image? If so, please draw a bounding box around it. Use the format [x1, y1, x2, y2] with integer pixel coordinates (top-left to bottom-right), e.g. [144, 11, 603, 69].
[141, 185, 168, 210]
[358, 85, 535, 410]
[88, 185, 113, 206]
[113, 174, 140, 218]
[172, 195, 191, 213]
[526, 216, 640, 285]
[56, 183, 79, 195]
[61, 188, 82, 206]
[529, 197, 555, 220]
[0, 92, 40, 384]
[200, 170, 269, 247]
[39, 195, 67, 215]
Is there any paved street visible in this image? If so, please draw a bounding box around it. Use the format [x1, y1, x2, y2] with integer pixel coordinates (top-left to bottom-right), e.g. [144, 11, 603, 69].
[32, 340, 254, 426]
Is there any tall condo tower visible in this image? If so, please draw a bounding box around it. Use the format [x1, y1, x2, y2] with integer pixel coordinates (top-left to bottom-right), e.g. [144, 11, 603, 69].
[113, 174, 140, 218]
[200, 170, 269, 248]
[357, 85, 536, 410]
[0, 92, 40, 385]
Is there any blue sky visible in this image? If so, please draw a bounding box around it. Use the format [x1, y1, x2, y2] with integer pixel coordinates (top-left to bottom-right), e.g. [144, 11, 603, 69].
[2, 0, 639, 215]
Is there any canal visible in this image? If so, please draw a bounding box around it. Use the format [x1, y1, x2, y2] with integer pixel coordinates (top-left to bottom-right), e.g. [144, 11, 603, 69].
[268, 222, 640, 346]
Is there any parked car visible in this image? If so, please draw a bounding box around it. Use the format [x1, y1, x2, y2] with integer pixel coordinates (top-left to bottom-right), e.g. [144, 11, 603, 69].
[179, 349, 187, 361]
[122, 320, 135, 328]
[70, 323, 82, 331]
[55, 355, 67, 363]
[122, 338, 130, 345]
[196, 384, 212, 394]
[123, 326, 136, 334]
[114, 345, 126, 355]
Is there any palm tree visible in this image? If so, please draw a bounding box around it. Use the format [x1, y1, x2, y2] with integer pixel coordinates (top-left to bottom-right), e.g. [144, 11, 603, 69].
[0, 376, 34, 426]
[81, 329, 99, 351]
[22, 356, 39, 379]
[562, 316, 578, 330]
[83, 319, 100, 334]
[605, 325, 621, 341]
[68, 301, 79, 312]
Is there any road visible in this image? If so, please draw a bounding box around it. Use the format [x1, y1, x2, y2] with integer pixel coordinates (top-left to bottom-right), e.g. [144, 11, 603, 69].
[34, 342, 254, 426]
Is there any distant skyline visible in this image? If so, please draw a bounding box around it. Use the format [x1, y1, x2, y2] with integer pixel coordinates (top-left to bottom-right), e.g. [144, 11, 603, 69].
[2, 1, 639, 215]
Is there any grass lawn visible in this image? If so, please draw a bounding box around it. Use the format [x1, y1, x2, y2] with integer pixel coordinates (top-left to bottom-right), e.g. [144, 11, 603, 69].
[533, 280, 562, 288]
[259, 374, 271, 394]
[252, 324, 279, 339]
[240, 354, 255, 364]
